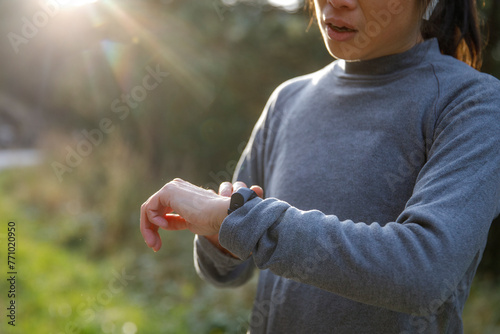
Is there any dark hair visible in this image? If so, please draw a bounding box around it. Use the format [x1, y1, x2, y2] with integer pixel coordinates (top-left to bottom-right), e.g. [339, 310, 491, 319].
[305, 0, 483, 70]
[420, 0, 483, 70]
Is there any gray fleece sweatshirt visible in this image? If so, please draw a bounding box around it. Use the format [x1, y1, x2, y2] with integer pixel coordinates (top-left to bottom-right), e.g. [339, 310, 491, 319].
[194, 38, 500, 333]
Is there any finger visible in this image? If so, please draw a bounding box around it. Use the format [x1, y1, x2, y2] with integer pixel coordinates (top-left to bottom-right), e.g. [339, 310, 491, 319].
[142, 190, 172, 250]
[162, 214, 190, 231]
[145, 194, 171, 229]
[219, 182, 233, 197]
[233, 181, 248, 192]
[250, 185, 264, 198]
[141, 212, 161, 251]
[140, 202, 162, 252]
[149, 225, 162, 252]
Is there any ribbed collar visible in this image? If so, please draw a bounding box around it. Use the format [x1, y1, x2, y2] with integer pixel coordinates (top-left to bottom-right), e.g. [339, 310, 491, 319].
[334, 38, 439, 77]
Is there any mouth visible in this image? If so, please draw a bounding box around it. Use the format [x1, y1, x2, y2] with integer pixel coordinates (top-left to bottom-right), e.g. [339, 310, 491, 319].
[325, 22, 358, 42]
[327, 23, 357, 33]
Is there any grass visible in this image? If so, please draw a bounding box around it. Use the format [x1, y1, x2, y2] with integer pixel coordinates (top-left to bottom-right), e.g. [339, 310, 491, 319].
[0, 229, 255, 333]
[0, 166, 255, 334]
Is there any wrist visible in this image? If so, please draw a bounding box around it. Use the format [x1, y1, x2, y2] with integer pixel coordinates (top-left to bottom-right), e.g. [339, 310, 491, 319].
[204, 196, 237, 258]
[214, 196, 231, 230]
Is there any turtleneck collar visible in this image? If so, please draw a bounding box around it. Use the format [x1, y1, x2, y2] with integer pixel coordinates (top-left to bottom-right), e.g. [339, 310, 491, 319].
[333, 38, 439, 77]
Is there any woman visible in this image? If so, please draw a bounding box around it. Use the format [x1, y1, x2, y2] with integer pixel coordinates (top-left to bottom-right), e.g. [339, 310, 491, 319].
[140, 0, 500, 332]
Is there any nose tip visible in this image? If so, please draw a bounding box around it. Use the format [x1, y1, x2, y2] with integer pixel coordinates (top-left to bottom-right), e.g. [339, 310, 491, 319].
[327, 0, 355, 10]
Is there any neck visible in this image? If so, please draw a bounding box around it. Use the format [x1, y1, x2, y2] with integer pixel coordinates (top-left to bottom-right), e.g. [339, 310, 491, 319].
[338, 38, 437, 76]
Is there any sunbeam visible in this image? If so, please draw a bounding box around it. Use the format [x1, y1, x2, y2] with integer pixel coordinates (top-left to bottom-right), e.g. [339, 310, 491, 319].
[100, 1, 215, 106]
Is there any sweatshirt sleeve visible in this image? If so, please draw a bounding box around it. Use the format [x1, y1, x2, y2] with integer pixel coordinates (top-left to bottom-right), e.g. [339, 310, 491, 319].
[193, 235, 254, 287]
[218, 80, 500, 315]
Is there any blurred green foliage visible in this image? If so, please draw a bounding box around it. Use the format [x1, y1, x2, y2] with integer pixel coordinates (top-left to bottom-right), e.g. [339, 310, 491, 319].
[0, 0, 499, 333]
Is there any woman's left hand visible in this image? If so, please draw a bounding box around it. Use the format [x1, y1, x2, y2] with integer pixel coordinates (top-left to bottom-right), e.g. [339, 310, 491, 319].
[140, 178, 231, 252]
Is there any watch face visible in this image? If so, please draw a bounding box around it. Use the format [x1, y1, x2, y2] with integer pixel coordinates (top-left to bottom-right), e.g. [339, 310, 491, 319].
[230, 192, 245, 211]
[228, 188, 257, 214]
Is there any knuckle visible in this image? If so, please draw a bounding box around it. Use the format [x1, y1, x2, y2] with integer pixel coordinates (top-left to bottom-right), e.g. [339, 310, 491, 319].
[165, 178, 183, 190]
[163, 182, 175, 192]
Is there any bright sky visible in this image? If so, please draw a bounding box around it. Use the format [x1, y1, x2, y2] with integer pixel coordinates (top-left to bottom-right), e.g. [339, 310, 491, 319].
[63, 0, 301, 11]
[60, 0, 98, 8]
[267, 0, 301, 12]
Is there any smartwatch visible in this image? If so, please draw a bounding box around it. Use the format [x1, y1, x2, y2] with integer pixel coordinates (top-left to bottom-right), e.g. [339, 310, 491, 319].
[227, 188, 258, 215]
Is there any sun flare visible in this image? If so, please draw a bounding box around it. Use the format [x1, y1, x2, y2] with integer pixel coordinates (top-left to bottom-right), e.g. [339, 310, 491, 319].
[60, 0, 99, 8]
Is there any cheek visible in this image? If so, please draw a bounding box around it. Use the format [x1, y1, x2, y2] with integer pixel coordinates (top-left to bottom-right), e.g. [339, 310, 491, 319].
[355, 1, 416, 48]
[360, 1, 406, 38]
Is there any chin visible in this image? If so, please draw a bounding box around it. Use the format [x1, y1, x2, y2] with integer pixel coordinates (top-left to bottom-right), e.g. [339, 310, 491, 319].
[325, 43, 361, 62]
[323, 37, 379, 62]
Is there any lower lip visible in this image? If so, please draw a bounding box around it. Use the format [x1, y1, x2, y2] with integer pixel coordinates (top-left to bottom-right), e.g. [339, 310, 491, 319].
[326, 25, 357, 42]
